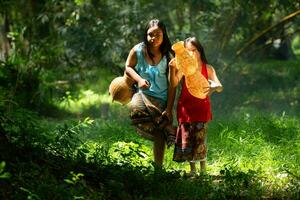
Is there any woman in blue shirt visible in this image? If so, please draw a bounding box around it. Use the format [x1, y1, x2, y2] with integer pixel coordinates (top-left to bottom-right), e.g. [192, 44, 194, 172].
[125, 19, 176, 167]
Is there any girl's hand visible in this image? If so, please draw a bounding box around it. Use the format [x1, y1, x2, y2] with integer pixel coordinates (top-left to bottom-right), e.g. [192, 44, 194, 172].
[168, 58, 177, 69]
[208, 80, 222, 96]
[138, 79, 150, 89]
[208, 87, 216, 96]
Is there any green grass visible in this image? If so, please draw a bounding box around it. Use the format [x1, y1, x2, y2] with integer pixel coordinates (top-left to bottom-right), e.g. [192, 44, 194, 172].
[71, 108, 300, 196]
[52, 59, 300, 198]
[2, 59, 300, 199]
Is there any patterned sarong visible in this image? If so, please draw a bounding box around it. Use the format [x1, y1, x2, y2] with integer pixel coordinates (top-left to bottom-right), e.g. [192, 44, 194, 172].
[173, 122, 207, 162]
[128, 92, 176, 146]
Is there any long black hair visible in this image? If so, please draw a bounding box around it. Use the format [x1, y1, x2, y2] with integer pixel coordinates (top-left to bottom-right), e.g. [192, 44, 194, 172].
[184, 37, 208, 64]
[143, 19, 174, 63]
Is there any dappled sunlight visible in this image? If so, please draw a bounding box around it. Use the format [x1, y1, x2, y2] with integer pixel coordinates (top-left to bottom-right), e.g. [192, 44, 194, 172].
[109, 141, 152, 167]
[53, 88, 134, 119]
[2, 1, 300, 198]
[57, 89, 110, 113]
[69, 107, 299, 197]
[56, 90, 111, 115]
[206, 112, 300, 193]
[56, 58, 300, 198]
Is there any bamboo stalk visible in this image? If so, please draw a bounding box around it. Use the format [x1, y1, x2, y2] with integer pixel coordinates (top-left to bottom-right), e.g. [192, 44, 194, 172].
[236, 9, 300, 56]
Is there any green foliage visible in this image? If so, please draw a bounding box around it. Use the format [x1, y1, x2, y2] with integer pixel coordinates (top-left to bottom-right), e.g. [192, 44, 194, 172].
[19, 187, 41, 200]
[109, 141, 151, 167]
[292, 35, 300, 58]
[64, 171, 84, 185]
[47, 118, 94, 159]
[216, 166, 262, 199]
[0, 39, 62, 113]
[1, 111, 299, 199]
[1, 1, 300, 199]
[1, 107, 46, 147]
[213, 59, 300, 117]
[1, 0, 299, 118]
[0, 161, 11, 179]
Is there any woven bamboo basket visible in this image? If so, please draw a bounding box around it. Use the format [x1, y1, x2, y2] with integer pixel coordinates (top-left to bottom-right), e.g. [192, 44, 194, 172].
[109, 73, 135, 105]
[172, 41, 209, 99]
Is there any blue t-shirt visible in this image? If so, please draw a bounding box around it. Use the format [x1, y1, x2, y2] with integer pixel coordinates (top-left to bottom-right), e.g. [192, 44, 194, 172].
[135, 42, 168, 101]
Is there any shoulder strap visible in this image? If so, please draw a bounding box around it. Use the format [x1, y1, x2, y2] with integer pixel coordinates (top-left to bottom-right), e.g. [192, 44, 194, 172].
[201, 63, 209, 79]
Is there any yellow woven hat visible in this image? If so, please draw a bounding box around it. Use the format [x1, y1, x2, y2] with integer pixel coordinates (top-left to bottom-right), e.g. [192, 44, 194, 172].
[109, 74, 135, 105]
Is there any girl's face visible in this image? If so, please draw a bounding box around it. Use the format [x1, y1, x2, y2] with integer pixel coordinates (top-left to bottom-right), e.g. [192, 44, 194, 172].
[186, 41, 201, 60]
[147, 26, 163, 47]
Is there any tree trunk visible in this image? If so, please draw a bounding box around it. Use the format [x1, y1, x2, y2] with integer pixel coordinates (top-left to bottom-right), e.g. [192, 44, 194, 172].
[273, 37, 295, 60]
[176, 2, 184, 32]
[0, 121, 12, 160]
[0, 12, 11, 61]
[236, 9, 300, 57]
[0, 126, 9, 145]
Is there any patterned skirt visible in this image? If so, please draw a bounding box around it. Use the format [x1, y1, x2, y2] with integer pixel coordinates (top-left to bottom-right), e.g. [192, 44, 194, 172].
[128, 92, 176, 146]
[173, 122, 207, 162]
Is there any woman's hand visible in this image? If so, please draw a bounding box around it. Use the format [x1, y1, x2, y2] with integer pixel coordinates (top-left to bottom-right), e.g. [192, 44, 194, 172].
[162, 109, 173, 122]
[138, 79, 150, 89]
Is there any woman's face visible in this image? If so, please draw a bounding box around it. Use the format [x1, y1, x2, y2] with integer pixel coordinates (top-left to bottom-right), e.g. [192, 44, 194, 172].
[147, 26, 163, 47]
[186, 41, 201, 60]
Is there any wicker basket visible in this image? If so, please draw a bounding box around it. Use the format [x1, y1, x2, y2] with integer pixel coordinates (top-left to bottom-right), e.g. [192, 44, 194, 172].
[109, 73, 135, 105]
[172, 41, 197, 76]
[185, 70, 209, 99]
[172, 41, 209, 99]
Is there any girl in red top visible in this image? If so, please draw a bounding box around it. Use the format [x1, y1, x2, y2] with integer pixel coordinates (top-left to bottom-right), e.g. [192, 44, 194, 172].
[169, 37, 223, 174]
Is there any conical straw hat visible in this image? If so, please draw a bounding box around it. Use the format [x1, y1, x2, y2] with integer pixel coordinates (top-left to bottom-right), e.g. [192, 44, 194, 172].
[185, 70, 209, 99]
[109, 74, 135, 105]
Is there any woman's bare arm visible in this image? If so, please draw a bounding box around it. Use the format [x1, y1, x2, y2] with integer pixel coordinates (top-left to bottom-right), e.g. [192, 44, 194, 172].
[164, 63, 177, 121]
[125, 46, 149, 89]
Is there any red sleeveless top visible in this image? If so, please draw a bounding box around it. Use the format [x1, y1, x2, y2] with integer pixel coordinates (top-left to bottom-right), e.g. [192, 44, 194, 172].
[177, 63, 212, 123]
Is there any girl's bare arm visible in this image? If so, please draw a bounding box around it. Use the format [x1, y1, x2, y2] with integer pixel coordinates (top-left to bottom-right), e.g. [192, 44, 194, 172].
[169, 58, 183, 87]
[207, 64, 223, 93]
